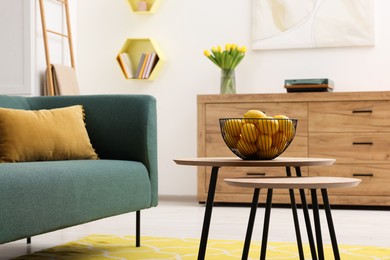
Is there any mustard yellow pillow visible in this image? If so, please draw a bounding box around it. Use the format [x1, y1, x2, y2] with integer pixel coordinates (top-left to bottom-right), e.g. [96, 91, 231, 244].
[0, 105, 98, 162]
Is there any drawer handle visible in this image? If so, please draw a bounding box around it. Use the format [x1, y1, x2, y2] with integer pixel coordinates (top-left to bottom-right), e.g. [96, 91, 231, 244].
[352, 109, 373, 114]
[353, 173, 374, 177]
[352, 141, 373, 145]
[246, 172, 266, 176]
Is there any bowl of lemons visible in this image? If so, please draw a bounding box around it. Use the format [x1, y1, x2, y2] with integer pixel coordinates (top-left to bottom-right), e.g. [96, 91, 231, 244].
[220, 110, 297, 160]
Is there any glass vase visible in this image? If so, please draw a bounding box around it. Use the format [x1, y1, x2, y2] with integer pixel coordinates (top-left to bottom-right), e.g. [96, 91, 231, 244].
[220, 69, 236, 94]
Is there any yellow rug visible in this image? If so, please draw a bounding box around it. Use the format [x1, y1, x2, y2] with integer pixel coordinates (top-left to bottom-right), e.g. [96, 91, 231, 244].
[14, 234, 390, 259]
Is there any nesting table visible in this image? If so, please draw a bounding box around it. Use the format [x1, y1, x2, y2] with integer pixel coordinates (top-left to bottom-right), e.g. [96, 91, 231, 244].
[225, 176, 361, 260]
[173, 157, 357, 260]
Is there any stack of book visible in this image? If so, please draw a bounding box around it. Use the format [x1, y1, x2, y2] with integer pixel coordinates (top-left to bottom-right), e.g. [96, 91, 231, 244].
[117, 52, 159, 80]
[134, 52, 159, 79]
[284, 78, 334, 92]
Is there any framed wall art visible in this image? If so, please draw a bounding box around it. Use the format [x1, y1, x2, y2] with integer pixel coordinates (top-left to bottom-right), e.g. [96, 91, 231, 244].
[252, 0, 375, 50]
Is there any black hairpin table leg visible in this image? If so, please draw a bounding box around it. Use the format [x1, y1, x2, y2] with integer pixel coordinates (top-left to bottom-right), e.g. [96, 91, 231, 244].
[286, 167, 305, 259]
[242, 188, 260, 260]
[321, 189, 341, 260]
[311, 189, 325, 260]
[295, 167, 317, 260]
[198, 166, 220, 260]
[260, 189, 273, 260]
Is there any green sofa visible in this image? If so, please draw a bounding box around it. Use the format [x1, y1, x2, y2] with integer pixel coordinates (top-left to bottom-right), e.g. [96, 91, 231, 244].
[0, 94, 158, 246]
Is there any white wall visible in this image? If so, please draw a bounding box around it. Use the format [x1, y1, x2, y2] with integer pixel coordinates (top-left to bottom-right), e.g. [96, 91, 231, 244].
[76, 0, 390, 197]
[0, 0, 34, 95]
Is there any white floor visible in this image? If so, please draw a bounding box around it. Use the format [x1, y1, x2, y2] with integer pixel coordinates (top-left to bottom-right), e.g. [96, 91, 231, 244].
[1, 196, 389, 259]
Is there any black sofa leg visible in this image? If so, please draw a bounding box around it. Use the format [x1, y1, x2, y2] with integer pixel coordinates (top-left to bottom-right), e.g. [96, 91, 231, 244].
[27, 237, 31, 244]
[136, 210, 140, 247]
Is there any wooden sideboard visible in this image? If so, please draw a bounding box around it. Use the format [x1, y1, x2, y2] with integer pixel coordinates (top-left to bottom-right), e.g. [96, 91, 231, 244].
[197, 91, 390, 206]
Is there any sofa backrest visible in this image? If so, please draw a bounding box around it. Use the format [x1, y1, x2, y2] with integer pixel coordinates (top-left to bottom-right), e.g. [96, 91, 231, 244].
[0, 94, 157, 161]
[0, 95, 31, 110]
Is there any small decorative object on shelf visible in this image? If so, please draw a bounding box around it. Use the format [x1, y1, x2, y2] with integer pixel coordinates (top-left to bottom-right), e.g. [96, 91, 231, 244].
[203, 44, 246, 94]
[127, 0, 161, 14]
[137, 0, 148, 11]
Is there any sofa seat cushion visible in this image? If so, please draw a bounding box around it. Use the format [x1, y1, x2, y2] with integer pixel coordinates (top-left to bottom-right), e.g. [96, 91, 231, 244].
[0, 159, 151, 244]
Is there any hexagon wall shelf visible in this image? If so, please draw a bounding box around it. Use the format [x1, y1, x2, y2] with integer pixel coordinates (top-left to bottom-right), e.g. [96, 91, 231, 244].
[117, 38, 165, 80]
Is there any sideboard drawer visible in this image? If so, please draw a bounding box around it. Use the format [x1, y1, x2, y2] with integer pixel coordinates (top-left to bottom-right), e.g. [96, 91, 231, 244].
[310, 164, 390, 196]
[309, 133, 390, 163]
[309, 101, 390, 133]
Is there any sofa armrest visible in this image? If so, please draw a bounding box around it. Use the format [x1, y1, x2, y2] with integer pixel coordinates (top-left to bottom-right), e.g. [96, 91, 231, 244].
[27, 95, 158, 206]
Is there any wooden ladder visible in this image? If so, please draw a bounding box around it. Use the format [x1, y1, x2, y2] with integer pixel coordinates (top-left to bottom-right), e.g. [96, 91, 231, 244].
[39, 0, 75, 96]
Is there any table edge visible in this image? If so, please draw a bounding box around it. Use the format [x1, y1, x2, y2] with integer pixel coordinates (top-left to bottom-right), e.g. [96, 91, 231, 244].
[224, 177, 361, 189]
[173, 157, 336, 167]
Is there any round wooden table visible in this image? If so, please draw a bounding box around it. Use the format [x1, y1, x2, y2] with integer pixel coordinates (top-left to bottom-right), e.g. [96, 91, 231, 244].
[173, 157, 336, 260]
[225, 176, 361, 260]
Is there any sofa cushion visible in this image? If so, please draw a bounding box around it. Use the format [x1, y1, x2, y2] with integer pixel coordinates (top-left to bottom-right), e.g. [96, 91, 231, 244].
[0, 105, 98, 162]
[0, 159, 152, 243]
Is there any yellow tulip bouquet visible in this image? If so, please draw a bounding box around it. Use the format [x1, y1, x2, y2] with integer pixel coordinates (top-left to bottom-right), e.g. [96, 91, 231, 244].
[203, 44, 247, 94]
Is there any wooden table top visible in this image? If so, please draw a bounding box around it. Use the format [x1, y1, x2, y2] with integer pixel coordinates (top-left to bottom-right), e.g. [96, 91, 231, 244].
[173, 157, 336, 167]
[224, 177, 361, 189]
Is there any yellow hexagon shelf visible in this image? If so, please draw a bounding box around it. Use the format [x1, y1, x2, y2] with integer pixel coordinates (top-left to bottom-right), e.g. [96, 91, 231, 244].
[127, 0, 162, 14]
[117, 38, 165, 80]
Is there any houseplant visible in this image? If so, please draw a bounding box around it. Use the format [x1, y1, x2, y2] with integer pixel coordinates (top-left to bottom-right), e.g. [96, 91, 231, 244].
[203, 44, 246, 94]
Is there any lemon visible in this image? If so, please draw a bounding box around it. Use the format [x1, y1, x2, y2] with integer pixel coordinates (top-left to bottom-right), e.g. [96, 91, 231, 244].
[237, 138, 258, 156]
[276, 118, 294, 140]
[283, 126, 295, 140]
[272, 131, 287, 148]
[243, 110, 267, 118]
[257, 146, 279, 158]
[256, 134, 272, 150]
[223, 133, 240, 148]
[223, 119, 243, 137]
[273, 115, 289, 119]
[258, 117, 279, 135]
[240, 123, 259, 143]
[274, 115, 293, 134]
